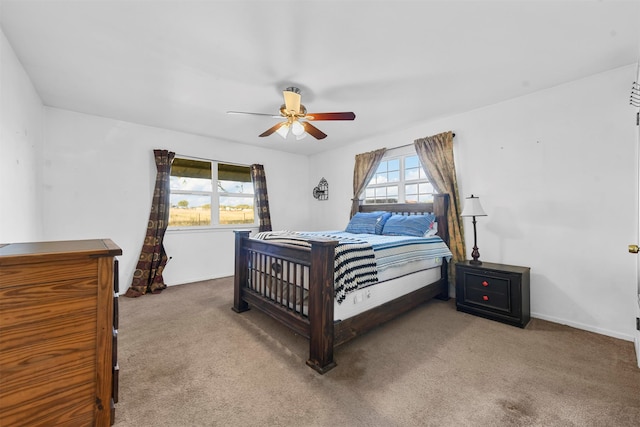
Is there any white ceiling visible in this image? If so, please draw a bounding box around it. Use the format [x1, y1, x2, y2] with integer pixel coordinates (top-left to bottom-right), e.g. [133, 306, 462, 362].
[1, 0, 638, 156]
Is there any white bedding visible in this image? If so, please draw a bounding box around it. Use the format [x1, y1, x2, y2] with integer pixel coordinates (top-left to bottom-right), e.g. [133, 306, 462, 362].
[335, 261, 444, 321]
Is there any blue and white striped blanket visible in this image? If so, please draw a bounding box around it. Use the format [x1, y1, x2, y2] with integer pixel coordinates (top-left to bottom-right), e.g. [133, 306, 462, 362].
[252, 231, 452, 304]
[253, 230, 377, 304]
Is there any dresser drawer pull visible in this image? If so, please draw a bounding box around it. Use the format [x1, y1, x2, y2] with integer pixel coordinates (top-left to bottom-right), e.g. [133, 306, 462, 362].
[482, 295, 489, 301]
[482, 281, 489, 287]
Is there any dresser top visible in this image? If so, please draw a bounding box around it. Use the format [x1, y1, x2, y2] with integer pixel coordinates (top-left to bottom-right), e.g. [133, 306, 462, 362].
[0, 239, 122, 265]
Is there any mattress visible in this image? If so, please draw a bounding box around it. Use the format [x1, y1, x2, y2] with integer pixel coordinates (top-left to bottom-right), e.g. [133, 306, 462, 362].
[335, 262, 443, 321]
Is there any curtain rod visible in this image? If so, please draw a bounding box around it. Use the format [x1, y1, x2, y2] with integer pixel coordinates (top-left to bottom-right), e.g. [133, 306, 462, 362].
[174, 153, 251, 168]
[389, 132, 456, 151]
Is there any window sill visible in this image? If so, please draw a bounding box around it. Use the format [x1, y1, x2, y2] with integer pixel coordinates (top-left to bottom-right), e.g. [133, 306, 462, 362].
[167, 225, 260, 234]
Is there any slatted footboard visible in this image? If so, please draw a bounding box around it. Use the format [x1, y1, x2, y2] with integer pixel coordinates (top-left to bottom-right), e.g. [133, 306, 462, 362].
[232, 230, 339, 373]
[232, 194, 451, 374]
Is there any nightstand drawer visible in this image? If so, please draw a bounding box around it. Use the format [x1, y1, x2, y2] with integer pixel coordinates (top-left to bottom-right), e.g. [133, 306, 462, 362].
[464, 273, 510, 294]
[464, 286, 510, 312]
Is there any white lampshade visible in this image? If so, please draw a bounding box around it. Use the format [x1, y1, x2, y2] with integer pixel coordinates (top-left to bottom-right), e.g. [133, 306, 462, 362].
[460, 195, 487, 217]
[275, 124, 290, 139]
[291, 120, 305, 136]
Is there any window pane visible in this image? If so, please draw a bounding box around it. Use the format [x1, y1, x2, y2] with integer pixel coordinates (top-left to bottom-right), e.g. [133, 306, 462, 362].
[362, 153, 436, 205]
[169, 194, 211, 226]
[405, 155, 419, 169]
[405, 194, 418, 203]
[419, 182, 434, 193]
[170, 176, 212, 192]
[419, 194, 434, 203]
[218, 180, 253, 194]
[219, 196, 254, 224]
[405, 168, 420, 181]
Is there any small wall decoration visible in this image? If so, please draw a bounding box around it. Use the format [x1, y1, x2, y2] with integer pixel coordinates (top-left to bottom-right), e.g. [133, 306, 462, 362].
[313, 178, 329, 200]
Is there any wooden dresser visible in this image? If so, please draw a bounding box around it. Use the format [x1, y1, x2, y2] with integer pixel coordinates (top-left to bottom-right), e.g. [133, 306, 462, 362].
[0, 239, 122, 426]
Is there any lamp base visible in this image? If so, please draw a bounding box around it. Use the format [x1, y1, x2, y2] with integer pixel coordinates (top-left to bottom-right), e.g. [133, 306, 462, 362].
[470, 245, 482, 265]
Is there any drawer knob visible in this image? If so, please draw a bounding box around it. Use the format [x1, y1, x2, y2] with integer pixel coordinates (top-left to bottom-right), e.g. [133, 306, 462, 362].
[482, 281, 489, 287]
[482, 295, 489, 301]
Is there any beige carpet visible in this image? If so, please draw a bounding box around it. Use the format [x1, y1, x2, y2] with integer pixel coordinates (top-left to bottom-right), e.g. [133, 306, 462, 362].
[114, 277, 640, 427]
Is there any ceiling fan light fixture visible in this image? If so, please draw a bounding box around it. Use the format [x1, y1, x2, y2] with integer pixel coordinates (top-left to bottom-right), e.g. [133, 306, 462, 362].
[275, 124, 289, 139]
[295, 131, 307, 141]
[291, 120, 305, 136]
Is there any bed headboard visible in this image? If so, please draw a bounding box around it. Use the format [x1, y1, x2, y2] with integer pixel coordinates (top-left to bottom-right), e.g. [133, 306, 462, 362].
[358, 193, 450, 245]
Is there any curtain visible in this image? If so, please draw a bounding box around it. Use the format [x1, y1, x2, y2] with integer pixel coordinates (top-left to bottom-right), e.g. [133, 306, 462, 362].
[350, 148, 387, 218]
[251, 164, 272, 232]
[414, 131, 466, 267]
[125, 149, 175, 297]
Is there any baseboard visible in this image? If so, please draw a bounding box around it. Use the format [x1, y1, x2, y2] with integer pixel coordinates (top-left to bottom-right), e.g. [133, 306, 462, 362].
[531, 312, 634, 342]
[166, 275, 233, 286]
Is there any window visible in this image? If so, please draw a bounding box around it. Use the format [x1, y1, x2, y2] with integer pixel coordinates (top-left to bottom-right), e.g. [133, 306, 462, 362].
[169, 157, 256, 228]
[363, 152, 435, 204]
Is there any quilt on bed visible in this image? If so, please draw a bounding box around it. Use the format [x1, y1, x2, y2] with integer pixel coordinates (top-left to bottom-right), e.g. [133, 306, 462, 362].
[252, 230, 452, 304]
[253, 231, 378, 304]
[314, 231, 454, 273]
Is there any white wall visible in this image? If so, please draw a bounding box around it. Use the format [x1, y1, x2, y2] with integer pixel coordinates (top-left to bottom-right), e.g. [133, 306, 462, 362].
[309, 65, 639, 342]
[3, 19, 637, 343]
[0, 27, 44, 242]
[42, 108, 310, 291]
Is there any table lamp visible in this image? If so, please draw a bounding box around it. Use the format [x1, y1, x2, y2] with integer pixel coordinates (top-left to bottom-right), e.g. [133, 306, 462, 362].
[461, 194, 487, 265]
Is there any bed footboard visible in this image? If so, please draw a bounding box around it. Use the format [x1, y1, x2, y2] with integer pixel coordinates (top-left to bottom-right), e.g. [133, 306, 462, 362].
[232, 230, 339, 373]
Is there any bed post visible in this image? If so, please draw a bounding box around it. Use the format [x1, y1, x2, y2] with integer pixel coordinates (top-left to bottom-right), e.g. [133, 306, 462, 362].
[306, 239, 338, 374]
[232, 230, 251, 313]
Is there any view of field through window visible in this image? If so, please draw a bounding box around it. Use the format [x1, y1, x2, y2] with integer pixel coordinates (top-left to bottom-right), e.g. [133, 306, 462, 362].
[169, 158, 255, 227]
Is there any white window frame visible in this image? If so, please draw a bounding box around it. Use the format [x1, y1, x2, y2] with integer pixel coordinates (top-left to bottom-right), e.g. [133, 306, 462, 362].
[168, 156, 258, 230]
[362, 145, 436, 204]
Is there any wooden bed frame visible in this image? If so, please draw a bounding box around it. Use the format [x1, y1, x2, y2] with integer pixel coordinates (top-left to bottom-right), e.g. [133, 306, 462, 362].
[232, 193, 450, 374]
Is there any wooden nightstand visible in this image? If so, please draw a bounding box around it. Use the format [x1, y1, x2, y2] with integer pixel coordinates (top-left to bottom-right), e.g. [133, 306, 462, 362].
[455, 261, 531, 328]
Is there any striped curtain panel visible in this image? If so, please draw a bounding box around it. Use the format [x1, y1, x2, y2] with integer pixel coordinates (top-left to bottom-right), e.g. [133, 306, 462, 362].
[251, 164, 272, 232]
[414, 131, 466, 272]
[126, 149, 175, 297]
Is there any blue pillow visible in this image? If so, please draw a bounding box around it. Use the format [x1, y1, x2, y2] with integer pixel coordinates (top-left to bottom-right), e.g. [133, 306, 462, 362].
[382, 213, 436, 237]
[346, 211, 392, 234]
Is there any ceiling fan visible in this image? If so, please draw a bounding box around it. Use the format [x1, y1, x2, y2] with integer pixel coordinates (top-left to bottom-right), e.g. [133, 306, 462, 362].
[227, 87, 356, 140]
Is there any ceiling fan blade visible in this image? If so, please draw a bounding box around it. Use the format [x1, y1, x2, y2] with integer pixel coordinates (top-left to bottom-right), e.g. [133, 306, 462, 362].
[227, 111, 281, 118]
[259, 121, 287, 137]
[283, 90, 302, 114]
[302, 122, 327, 140]
[305, 112, 356, 121]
